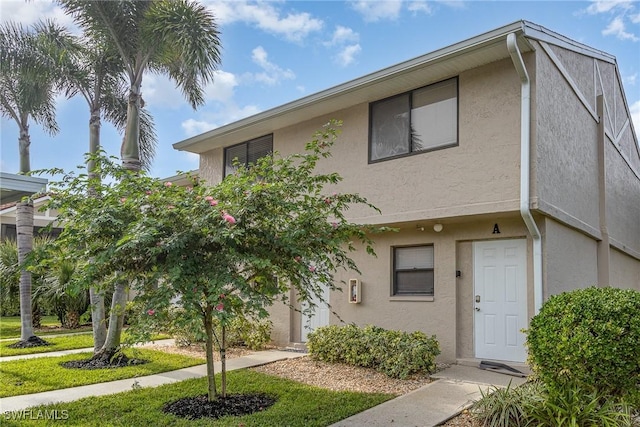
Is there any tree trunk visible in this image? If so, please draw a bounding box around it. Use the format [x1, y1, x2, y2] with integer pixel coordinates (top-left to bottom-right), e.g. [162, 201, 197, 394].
[221, 324, 227, 398]
[121, 84, 142, 171]
[16, 201, 35, 341]
[204, 306, 217, 401]
[89, 287, 107, 351]
[93, 281, 127, 360]
[88, 108, 107, 352]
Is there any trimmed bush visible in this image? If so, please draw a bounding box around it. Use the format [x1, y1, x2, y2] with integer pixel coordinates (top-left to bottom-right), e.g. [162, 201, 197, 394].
[306, 324, 440, 379]
[526, 286, 640, 405]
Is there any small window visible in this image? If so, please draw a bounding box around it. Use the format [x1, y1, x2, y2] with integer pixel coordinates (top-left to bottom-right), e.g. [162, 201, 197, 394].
[369, 77, 458, 162]
[393, 245, 434, 296]
[224, 134, 273, 177]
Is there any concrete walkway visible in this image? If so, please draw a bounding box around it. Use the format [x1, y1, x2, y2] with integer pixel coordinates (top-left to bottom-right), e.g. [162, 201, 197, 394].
[1, 342, 529, 426]
[330, 364, 528, 427]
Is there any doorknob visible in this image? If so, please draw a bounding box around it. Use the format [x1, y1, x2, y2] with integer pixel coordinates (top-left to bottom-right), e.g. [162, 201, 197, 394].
[475, 307, 480, 311]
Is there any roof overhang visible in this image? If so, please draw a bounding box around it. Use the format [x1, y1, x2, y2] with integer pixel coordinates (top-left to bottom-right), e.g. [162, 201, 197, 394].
[173, 20, 616, 154]
[0, 172, 48, 205]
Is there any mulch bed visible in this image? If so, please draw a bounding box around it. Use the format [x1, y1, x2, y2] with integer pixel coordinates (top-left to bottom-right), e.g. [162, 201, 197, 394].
[163, 393, 276, 420]
[61, 353, 149, 370]
[7, 335, 50, 348]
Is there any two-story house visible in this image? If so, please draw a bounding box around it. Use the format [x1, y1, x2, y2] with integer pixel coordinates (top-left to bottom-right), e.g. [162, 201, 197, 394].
[172, 21, 640, 364]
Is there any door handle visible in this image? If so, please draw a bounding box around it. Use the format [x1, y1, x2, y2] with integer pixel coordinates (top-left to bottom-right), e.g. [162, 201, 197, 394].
[475, 307, 480, 311]
[475, 295, 481, 303]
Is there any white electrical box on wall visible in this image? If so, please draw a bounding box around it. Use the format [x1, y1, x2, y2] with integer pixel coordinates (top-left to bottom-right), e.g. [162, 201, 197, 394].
[348, 279, 361, 303]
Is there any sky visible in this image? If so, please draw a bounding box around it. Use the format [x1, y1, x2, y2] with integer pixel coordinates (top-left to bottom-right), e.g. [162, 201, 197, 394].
[1, 0, 639, 180]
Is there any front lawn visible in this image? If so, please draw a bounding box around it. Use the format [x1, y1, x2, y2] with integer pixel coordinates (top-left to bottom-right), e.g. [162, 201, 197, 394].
[0, 348, 204, 397]
[0, 316, 92, 339]
[1, 369, 393, 426]
[0, 333, 94, 357]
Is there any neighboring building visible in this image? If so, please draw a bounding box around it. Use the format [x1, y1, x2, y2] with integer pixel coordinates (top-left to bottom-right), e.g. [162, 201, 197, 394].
[0, 195, 62, 241]
[172, 21, 640, 364]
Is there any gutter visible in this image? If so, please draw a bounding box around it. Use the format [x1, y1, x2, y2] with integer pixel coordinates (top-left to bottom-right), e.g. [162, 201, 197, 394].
[507, 33, 543, 314]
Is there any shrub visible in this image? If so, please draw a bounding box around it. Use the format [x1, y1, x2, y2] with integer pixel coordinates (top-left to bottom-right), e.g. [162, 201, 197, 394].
[470, 380, 541, 427]
[525, 380, 632, 427]
[471, 380, 632, 427]
[306, 324, 440, 379]
[168, 309, 272, 351]
[526, 286, 640, 406]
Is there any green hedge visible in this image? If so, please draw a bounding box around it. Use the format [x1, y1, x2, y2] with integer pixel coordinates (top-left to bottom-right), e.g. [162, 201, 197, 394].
[526, 286, 640, 406]
[306, 324, 440, 379]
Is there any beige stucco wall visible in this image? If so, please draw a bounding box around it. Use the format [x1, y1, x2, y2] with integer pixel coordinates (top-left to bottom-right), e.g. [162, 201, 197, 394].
[610, 248, 640, 291]
[271, 215, 533, 363]
[200, 58, 523, 225]
[543, 218, 598, 296]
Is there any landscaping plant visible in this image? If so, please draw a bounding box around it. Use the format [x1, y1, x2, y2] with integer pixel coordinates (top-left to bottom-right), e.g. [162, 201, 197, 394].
[307, 324, 440, 379]
[526, 286, 640, 406]
[38, 121, 388, 416]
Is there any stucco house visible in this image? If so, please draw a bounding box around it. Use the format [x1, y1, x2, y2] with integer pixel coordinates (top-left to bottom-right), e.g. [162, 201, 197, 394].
[172, 20, 640, 365]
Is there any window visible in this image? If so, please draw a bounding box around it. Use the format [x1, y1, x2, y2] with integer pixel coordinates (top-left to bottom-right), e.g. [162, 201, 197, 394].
[224, 134, 273, 177]
[393, 245, 434, 296]
[369, 77, 458, 162]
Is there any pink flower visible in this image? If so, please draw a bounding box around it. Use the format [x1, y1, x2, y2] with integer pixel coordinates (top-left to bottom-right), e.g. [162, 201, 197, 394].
[309, 265, 316, 272]
[120, 197, 126, 203]
[205, 196, 214, 201]
[219, 294, 225, 299]
[209, 199, 218, 206]
[324, 198, 331, 204]
[331, 222, 338, 229]
[145, 190, 152, 195]
[167, 205, 175, 210]
[164, 182, 172, 187]
[147, 309, 155, 316]
[215, 303, 224, 312]
[222, 213, 236, 224]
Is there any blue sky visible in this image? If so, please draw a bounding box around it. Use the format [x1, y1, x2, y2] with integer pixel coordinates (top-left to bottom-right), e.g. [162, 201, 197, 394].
[1, 0, 639, 179]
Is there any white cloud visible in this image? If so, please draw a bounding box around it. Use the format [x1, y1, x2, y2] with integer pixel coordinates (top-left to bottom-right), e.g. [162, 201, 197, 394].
[203, 70, 240, 103]
[326, 25, 360, 46]
[623, 72, 638, 86]
[181, 119, 215, 137]
[249, 46, 295, 86]
[586, 0, 635, 15]
[407, 1, 434, 14]
[335, 44, 362, 67]
[205, 1, 323, 43]
[143, 70, 239, 109]
[0, 0, 80, 34]
[631, 12, 640, 23]
[602, 15, 639, 41]
[350, 0, 403, 22]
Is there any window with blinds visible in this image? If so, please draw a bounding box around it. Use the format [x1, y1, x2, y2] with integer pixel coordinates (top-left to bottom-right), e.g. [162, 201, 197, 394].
[224, 134, 273, 177]
[393, 245, 434, 296]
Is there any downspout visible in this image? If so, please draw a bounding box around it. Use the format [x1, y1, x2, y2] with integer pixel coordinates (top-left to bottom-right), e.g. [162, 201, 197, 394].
[507, 33, 543, 314]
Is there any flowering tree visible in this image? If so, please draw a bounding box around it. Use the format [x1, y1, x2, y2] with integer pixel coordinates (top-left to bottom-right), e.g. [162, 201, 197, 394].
[40, 121, 387, 401]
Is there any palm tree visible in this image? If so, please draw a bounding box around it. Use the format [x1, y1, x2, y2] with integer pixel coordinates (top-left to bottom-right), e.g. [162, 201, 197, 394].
[0, 20, 78, 345]
[59, 0, 222, 360]
[63, 38, 158, 351]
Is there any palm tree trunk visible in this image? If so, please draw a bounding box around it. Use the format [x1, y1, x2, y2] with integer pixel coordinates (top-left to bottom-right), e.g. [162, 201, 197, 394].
[16, 201, 34, 341]
[88, 107, 107, 352]
[93, 281, 126, 361]
[121, 84, 141, 171]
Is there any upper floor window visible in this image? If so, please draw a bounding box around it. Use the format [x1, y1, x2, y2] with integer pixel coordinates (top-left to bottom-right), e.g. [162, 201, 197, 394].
[369, 77, 458, 162]
[224, 134, 273, 177]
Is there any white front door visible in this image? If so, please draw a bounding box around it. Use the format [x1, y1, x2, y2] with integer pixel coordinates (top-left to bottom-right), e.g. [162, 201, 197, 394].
[301, 284, 330, 342]
[473, 239, 528, 362]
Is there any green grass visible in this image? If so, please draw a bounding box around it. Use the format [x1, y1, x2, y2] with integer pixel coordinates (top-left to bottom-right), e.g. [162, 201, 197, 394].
[0, 333, 95, 357]
[0, 316, 92, 339]
[0, 332, 171, 357]
[1, 369, 393, 426]
[0, 348, 204, 397]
